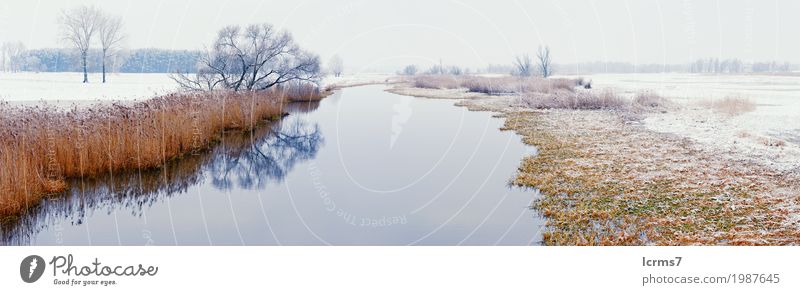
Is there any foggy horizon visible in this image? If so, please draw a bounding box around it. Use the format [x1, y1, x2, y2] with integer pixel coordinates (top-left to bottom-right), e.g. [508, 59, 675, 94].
[1, 0, 798, 72]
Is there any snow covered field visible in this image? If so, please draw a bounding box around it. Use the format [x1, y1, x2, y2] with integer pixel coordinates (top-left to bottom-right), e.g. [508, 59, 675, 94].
[574, 73, 800, 172]
[0, 72, 179, 106]
[322, 73, 393, 88]
[0, 72, 394, 105]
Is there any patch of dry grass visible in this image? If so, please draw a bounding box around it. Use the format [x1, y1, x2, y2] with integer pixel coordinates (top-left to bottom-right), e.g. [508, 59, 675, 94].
[409, 75, 577, 95]
[459, 76, 575, 95]
[633, 91, 670, 109]
[700, 96, 757, 116]
[515, 90, 673, 112]
[411, 75, 463, 89]
[280, 82, 330, 102]
[516, 89, 627, 110]
[0, 87, 320, 218]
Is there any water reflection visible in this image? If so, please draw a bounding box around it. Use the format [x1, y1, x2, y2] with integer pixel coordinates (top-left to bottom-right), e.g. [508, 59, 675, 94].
[2, 86, 543, 245]
[1, 103, 323, 245]
[210, 116, 322, 190]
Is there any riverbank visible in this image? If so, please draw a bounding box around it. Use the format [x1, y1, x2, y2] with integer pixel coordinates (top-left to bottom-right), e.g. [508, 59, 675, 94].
[388, 76, 800, 245]
[0, 86, 327, 221]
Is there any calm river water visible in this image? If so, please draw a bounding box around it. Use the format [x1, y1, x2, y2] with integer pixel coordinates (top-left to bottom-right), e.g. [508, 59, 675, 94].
[2, 85, 544, 245]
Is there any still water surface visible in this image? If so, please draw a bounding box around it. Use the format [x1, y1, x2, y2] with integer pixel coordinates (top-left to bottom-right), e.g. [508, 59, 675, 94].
[2, 85, 543, 245]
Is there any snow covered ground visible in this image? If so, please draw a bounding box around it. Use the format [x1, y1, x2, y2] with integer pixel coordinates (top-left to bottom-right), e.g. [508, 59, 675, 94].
[321, 73, 393, 88]
[0, 72, 179, 105]
[569, 73, 800, 172]
[0, 72, 394, 105]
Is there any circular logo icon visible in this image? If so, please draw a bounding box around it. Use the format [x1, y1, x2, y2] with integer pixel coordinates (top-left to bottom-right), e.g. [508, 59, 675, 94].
[20, 255, 45, 283]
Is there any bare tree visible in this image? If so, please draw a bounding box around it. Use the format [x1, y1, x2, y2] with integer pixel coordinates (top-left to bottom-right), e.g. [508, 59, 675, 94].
[328, 55, 343, 77]
[537, 46, 552, 78]
[1, 42, 26, 72]
[98, 13, 125, 83]
[171, 23, 322, 92]
[401, 64, 417, 75]
[513, 54, 533, 77]
[59, 5, 102, 83]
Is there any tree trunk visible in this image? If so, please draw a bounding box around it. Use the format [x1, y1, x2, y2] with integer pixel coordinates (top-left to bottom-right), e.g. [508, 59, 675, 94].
[82, 51, 88, 83]
[102, 50, 106, 83]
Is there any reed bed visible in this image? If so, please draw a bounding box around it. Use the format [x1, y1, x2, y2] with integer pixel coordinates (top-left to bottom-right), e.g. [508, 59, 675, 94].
[412, 75, 464, 89]
[0, 89, 292, 218]
[411, 75, 576, 95]
[278, 82, 330, 102]
[517, 89, 627, 110]
[459, 76, 575, 95]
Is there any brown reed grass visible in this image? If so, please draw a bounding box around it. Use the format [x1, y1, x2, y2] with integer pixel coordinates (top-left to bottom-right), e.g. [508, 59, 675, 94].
[0, 88, 296, 218]
[699, 96, 757, 116]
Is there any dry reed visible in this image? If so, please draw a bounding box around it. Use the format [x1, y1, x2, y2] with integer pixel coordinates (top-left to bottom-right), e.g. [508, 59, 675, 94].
[702, 96, 757, 116]
[0, 88, 298, 217]
[517, 89, 627, 110]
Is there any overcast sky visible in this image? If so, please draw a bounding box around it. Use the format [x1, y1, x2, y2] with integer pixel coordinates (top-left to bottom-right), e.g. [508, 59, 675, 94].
[1, 0, 797, 72]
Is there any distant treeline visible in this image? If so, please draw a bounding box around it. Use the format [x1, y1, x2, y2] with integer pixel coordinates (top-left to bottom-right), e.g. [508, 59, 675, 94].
[1, 48, 200, 73]
[552, 60, 796, 75]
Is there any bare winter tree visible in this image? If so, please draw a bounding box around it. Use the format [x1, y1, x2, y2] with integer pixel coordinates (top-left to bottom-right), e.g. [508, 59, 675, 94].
[401, 64, 417, 75]
[328, 55, 343, 77]
[98, 13, 125, 83]
[513, 54, 533, 77]
[171, 23, 322, 92]
[537, 45, 553, 78]
[59, 5, 102, 83]
[1, 42, 26, 72]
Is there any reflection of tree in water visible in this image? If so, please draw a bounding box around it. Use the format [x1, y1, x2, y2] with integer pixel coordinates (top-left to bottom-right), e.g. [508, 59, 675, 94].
[210, 116, 322, 190]
[1, 109, 322, 245]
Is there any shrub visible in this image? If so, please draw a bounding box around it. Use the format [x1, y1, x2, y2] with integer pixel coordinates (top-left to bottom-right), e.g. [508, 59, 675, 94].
[411, 75, 462, 89]
[459, 76, 576, 95]
[633, 91, 670, 108]
[703, 96, 756, 116]
[517, 89, 627, 110]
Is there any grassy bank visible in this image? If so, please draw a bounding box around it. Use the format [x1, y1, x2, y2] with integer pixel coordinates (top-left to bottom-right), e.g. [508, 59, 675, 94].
[390, 75, 800, 245]
[0, 87, 317, 218]
[502, 110, 799, 245]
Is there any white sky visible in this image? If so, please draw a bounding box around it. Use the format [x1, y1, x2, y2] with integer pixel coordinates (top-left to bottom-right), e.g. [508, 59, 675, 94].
[0, 0, 797, 72]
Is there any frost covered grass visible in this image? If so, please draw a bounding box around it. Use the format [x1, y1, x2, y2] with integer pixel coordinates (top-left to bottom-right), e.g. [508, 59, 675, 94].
[495, 108, 800, 245]
[516, 89, 626, 110]
[0, 88, 305, 218]
[409, 75, 576, 95]
[698, 96, 757, 116]
[633, 91, 671, 109]
[411, 75, 463, 89]
[515, 90, 671, 111]
[501, 111, 792, 245]
[459, 76, 575, 95]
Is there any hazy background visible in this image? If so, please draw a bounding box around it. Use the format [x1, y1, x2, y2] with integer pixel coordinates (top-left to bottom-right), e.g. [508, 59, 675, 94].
[1, 0, 797, 72]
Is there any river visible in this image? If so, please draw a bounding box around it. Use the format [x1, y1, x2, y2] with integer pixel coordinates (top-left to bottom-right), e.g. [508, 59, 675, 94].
[1, 85, 544, 245]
